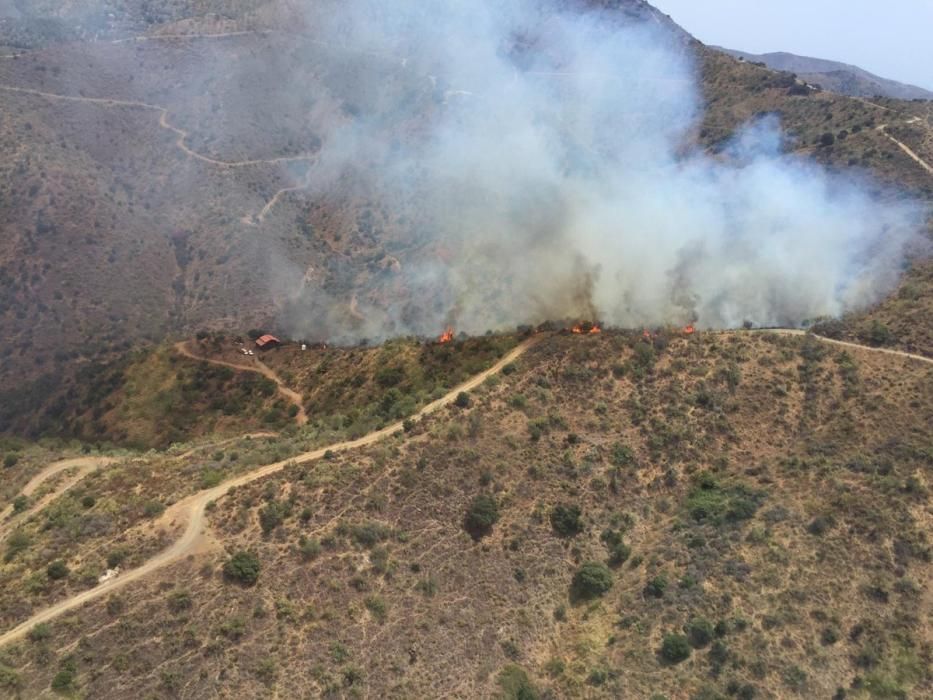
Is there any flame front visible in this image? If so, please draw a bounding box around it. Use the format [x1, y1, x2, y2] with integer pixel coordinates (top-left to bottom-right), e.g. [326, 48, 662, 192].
[439, 327, 454, 343]
[571, 322, 601, 335]
[683, 325, 695, 335]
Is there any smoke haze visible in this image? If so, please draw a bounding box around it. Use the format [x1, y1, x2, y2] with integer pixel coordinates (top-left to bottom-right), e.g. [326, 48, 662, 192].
[278, 0, 923, 339]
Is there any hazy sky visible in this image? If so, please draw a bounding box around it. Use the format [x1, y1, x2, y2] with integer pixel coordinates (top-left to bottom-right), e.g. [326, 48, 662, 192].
[652, 0, 933, 91]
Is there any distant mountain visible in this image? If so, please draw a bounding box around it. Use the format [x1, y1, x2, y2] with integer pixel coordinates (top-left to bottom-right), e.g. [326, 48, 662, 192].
[713, 48, 933, 101]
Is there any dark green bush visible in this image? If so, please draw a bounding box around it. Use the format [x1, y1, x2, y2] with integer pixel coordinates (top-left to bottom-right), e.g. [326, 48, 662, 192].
[685, 617, 714, 648]
[464, 494, 499, 539]
[572, 562, 613, 600]
[223, 551, 261, 586]
[550, 503, 583, 537]
[46, 560, 69, 581]
[454, 391, 471, 408]
[3, 454, 19, 469]
[660, 633, 691, 663]
[644, 574, 668, 598]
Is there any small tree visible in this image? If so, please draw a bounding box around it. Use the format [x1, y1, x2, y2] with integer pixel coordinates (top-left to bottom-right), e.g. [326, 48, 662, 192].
[464, 494, 499, 539]
[454, 391, 471, 408]
[549, 503, 583, 537]
[660, 633, 692, 664]
[571, 562, 613, 600]
[223, 551, 261, 586]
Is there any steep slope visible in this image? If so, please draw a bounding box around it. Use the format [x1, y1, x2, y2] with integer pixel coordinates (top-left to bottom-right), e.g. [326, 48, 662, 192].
[0, 330, 929, 697]
[0, 0, 930, 434]
[714, 47, 933, 101]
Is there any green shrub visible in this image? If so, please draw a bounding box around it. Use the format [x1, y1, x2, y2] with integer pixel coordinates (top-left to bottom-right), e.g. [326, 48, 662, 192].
[11, 495, 27, 513]
[454, 391, 471, 408]
[223, 551, 261, 586]
[81, 494, 96, 509]
[28, 622, 51, 643]
[571, 562, 613, 600]
[611, 443, 635, 467]
[549, 503, 583, 537]
[497, 665, 539, 700]
[660, 633, 691, 664]
[3, 530, 32, 561]
[349, 521, 391, 548]
[51, 668, 75, 692]
[464, 494, 499, 539]
[686, 473, 761, 525]
[258, 501, 285, 534]
[106, 548, 127, 569]
[298, 536, 321, 561]
[167, 590, 192, 613]
[46, 560, 69, 581]
[0, 664, 21, 691]
[685, 617, 714, 648]
[644, 574, 668, 598]
[3, 453, 19, 469]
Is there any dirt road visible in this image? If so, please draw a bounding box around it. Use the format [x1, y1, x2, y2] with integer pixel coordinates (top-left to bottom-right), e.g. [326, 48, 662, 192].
[876, 124, 933, 176]
[174, 341, 308, 425]
[0, 334, 541, 647]
[0, 84, 316, 171]
[763, 328, 932, 365]
[0, 457, 118, 542]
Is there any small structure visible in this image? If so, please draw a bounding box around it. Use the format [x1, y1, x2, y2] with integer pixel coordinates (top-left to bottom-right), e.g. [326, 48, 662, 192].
[255, 334, 281, 350]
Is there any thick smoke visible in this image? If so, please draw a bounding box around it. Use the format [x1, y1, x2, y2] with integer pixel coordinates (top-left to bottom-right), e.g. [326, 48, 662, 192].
[281, 0, 923, 338]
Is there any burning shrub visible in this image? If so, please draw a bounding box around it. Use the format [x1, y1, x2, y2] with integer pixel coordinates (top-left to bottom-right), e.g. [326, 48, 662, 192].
[464, 494, 499, 540]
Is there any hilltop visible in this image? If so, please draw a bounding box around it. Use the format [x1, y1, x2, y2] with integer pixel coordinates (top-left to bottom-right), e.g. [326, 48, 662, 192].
[713, 48, 933, 101]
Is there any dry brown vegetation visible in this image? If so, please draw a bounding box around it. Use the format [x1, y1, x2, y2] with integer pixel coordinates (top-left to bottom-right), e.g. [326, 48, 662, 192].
[1, 6, 931, 423]
[0, 330, 928, 698]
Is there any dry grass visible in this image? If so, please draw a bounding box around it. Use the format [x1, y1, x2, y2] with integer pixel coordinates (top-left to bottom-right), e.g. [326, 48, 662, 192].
[2, 330, 928, 698]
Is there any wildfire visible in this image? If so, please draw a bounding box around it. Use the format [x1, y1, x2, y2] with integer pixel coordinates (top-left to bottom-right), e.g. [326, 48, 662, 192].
[439, 327, 454, 344]
[683, 325, 695, 335]
[571, 322, 601, 335]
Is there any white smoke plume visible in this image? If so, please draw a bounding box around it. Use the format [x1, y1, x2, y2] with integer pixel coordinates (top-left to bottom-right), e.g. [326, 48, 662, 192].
[279, 0, 924, 339]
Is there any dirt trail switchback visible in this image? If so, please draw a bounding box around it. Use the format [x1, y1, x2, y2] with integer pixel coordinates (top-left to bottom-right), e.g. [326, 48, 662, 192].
[0, 334, 540, 647]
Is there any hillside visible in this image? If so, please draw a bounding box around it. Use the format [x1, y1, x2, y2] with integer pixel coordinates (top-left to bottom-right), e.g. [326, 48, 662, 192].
[0, 0, 930, 419]
[0, 329, 929, 697]
[713, 48, 933, 101]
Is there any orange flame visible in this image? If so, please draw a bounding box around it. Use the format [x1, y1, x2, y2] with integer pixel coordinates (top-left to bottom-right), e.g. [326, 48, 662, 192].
[683, 325, 695, 335]
[439, 327, 454, 344]
[642, 329, 652, 340]
[571, 322, 601, 335]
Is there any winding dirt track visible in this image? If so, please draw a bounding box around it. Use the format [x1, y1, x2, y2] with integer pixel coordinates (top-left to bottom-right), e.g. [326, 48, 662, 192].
[0, 334, 541, 647]
[174, 341, 308, 425]
[0, 84, 316, 169]
[0, 331, 929, 646]
[0, 457, 118, 543]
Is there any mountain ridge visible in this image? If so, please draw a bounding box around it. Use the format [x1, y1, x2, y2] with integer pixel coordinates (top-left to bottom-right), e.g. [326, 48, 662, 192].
[713, 46, 933, 100]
